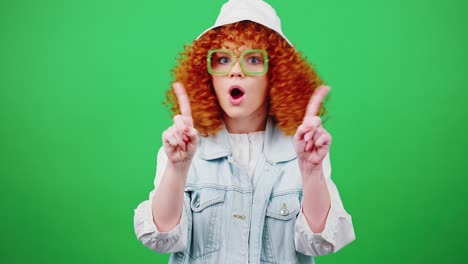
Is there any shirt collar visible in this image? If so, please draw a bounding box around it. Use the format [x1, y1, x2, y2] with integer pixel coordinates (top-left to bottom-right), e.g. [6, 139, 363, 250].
[198, 119, 297, 163]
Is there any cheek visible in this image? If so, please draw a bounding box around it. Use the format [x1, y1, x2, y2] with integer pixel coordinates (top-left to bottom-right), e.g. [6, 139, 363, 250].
[211, 76, 229, 106]
[211, 76, 222, 95]
[258, 77, 269, 98]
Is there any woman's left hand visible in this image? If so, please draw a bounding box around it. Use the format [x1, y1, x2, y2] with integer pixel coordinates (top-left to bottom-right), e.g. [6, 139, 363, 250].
[293, 85, 332, 172]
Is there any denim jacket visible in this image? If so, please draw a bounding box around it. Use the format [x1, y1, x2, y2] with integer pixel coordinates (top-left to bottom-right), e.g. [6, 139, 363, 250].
[134, 120, 355, 264]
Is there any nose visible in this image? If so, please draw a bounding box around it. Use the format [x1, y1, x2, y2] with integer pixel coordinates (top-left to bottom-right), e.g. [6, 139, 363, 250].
[229, 60, 245, 78]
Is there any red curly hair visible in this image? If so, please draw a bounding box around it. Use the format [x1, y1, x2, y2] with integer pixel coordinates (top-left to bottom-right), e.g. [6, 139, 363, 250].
[165, 21, 325, 136]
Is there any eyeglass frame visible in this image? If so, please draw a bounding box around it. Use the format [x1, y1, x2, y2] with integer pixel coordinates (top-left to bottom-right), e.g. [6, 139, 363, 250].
[206, 49, 269, 76]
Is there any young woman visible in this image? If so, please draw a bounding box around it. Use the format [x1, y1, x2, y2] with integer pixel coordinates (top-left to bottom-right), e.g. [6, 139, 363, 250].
[134, 1, 355, 263]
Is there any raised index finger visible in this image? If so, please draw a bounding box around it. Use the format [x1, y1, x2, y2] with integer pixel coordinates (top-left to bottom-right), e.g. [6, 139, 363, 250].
[172, 82, 193, 127]
[304, 85, 330, 119]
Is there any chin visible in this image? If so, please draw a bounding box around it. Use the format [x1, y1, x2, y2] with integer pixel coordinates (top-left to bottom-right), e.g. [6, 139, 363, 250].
[224, 110, 249, 119]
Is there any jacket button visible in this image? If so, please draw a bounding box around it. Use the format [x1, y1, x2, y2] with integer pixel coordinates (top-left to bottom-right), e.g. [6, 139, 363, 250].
[233, 214, 246, 220]
[280, 203, 289, 216]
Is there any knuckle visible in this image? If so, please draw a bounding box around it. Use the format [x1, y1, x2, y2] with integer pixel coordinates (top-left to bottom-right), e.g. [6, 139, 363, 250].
[173, 114, 181, 122]
[297, 124, 305, 133]
[190, 127, 198, 134]
[162, 130, 171, 138]
[312, 116, 322, 125]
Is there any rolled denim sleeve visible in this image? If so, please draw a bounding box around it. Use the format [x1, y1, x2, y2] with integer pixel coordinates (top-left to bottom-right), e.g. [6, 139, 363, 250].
[294, 153, 355, 256]
[133, 147, 188, 253]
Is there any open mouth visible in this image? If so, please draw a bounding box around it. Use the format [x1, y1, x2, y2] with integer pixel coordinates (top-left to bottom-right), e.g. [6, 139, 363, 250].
[228, 86, 245, 105]
[230, 87, 244, 99]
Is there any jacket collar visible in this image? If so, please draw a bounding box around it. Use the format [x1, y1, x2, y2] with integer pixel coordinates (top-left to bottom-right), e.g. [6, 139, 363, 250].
[198, 119, 297, 163]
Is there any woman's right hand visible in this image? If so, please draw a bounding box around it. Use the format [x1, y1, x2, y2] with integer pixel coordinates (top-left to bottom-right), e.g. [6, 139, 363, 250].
[162, 82, 199, 165]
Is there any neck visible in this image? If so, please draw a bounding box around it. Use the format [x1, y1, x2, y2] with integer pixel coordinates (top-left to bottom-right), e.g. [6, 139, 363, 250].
[224, 112, 267, 134]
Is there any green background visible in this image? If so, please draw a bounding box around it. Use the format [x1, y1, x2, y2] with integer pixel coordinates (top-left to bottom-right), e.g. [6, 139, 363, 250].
[1, 0, 467, 263]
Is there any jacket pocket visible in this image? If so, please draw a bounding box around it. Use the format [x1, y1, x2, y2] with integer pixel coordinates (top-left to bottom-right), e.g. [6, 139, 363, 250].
[262, 192, 301, 263]
[188, 188, 225, 260]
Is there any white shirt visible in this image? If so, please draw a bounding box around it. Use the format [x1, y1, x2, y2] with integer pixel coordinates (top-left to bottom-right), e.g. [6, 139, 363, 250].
[228, 131, 265, 180]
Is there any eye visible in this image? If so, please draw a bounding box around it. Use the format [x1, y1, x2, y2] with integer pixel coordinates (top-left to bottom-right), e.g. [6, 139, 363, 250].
[246, 56, 262, 65]
[217, 56, 231, 64]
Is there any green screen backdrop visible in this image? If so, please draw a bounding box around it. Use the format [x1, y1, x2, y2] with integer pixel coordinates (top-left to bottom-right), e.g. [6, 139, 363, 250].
[1, 0, 467, 263]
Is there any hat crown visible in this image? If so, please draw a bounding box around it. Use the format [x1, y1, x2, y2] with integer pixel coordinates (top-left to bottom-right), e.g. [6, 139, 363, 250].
[197, 0, 292, 46]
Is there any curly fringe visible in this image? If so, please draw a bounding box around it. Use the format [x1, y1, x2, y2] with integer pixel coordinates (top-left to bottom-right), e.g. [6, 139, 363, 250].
[164, 21, 326, 136]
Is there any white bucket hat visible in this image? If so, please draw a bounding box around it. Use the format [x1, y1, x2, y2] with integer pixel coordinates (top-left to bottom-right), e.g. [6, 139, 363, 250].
[196, 0, 293, 46]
